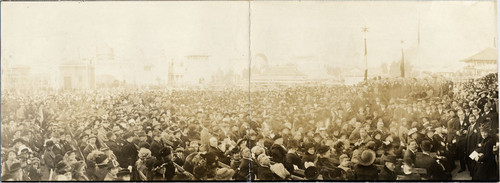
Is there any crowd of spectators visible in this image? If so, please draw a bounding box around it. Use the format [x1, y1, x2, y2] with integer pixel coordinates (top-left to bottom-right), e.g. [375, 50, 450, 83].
[1, 73, 498, 181]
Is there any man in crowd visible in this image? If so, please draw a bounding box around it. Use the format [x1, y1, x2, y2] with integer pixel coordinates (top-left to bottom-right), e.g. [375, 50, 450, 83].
[0, 73, 498, 181]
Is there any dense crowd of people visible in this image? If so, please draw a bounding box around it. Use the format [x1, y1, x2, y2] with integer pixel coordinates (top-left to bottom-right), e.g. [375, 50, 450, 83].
[1, 73, 498, 181]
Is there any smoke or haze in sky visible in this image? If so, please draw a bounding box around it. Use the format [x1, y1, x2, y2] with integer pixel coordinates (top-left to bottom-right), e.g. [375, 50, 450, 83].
[1, 1, 497, 80]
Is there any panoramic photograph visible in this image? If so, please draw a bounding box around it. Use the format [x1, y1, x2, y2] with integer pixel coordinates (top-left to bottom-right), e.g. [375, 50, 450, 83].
[1, 1, 498, 181]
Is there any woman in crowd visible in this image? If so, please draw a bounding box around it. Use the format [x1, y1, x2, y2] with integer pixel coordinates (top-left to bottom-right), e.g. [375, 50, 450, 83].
[0, 73, 498, 181]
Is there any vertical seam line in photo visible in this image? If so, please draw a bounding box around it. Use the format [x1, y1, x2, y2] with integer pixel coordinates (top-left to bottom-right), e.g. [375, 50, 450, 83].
[247, 1, 252, 182]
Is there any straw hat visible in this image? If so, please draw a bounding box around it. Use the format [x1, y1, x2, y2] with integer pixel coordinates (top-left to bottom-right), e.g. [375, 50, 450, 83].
[357, 149, 376, 166]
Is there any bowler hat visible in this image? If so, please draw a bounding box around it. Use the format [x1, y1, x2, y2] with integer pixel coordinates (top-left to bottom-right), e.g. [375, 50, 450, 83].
[304, 166, 320, 180]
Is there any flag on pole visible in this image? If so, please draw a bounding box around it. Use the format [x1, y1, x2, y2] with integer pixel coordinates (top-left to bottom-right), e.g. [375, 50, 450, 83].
[400, 48, 405, 78]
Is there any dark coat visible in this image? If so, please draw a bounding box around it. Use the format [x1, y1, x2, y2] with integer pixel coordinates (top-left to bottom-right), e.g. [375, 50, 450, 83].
[466, 123, 482, 155]
[234, 158, 253, 180]
[82, 144, 97, 159]
[457, 119, 470, 141]
[53, 144, 66, 157]
[432, 134, 446, 153]
[378, 166, 396, 181]
[270, 144, 287, 164]
[446, 117, 459, 144]
[456, 119, 470, 153]
[149, 139, 163, 158]
[354, 164, 378, 180]
[138, 141, 150, 149]
[414, 152, 444, 180]
[301, 152, 317, 164]
[94, 165, 109, 181]
[106, 140, 121, 155]
[478, 111, 499, 130]
[256, 166, 280, 180]
[403, 149, 416, 166]
[207, 146, 230, 165]
[43, 149, 56, 169]
[159, 159, 176, 180]
[473, 136, 498, 180]
[285, 152, 303, 172]
[121, 141, 138, 168]
[397, 173, 422, 180]
[26, 166, 42, 181]
[58, 140, 72, 154]
[316, 157, 337, 173]
[465, 122, 481, 176]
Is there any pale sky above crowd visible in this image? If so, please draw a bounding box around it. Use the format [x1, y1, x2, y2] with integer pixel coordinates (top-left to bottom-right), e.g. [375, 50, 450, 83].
[251, 1, 497, 70]
[1, 1, 497, 77]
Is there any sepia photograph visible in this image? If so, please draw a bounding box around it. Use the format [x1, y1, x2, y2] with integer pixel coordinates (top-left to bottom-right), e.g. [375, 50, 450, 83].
[1, 1, 499, 181]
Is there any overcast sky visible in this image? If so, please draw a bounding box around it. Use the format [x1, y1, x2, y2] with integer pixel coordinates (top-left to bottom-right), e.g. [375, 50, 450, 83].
[1, 1, 497, 77]
[251, 1, 497, 71]
[1, 2, 250, 75]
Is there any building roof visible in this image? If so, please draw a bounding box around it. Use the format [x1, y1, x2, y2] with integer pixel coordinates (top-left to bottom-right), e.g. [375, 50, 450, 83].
[252, 64, 307, 82]
[461, 47, 497, 64]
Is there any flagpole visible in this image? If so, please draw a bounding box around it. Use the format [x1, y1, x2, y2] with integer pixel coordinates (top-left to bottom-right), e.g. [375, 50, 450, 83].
[362, 26, 369, 81]
[400, 40, 405, 78]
